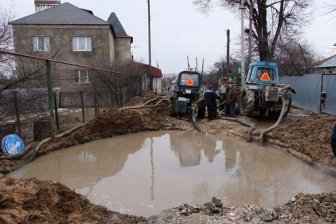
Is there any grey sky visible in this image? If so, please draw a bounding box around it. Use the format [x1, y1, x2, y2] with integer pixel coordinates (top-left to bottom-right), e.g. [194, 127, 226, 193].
[2, 0, 336, 74]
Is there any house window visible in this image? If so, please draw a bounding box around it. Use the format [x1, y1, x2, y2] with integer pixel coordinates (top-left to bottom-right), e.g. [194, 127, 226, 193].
[33, 36, 50, 51]
[72, 37, 92, 51]
[74, 70, 90, 83]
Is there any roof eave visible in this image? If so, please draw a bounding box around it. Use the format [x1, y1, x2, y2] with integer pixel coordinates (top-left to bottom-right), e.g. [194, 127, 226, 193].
[10, 23, 110, 26]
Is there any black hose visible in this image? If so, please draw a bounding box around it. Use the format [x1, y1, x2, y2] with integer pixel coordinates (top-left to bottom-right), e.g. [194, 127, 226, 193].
[219, 117, 256, 142]
[260, 95, 286, 146]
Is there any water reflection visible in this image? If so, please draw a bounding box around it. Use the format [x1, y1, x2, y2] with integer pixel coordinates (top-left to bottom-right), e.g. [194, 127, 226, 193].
[10, 130, 336, 217]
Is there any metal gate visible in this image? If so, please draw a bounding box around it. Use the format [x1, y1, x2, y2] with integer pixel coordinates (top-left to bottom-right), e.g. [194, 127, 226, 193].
[281, 74, 336, 115]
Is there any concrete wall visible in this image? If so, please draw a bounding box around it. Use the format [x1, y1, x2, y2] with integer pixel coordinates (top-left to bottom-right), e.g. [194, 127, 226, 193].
[12, 25, 139, 108]
[13, 25, 113, 64]
[114, 37, 132, 64]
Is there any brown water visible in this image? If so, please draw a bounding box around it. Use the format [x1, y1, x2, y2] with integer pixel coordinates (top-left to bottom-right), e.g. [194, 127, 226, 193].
[10, 131, 336, 217]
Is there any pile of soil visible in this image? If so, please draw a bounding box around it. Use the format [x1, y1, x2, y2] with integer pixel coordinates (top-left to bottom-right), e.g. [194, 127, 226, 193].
[271, 115, 336, 169]
[0, 174, 334, 224]
[38, 100, 191, 155]
[148, 192, 336, 224]
[0, 97, 191, 169]
[0, 175, 145, 224]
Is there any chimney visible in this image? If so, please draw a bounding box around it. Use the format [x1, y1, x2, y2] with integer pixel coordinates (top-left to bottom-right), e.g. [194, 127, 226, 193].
[35, 0, 61, 12]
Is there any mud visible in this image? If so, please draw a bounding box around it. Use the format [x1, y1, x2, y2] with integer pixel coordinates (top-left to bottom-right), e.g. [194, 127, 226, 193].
[0, 94, 336, 223]
[10, 131, 336, 217]
[0, 175, 145, 224]
[0, 174, 334, 223]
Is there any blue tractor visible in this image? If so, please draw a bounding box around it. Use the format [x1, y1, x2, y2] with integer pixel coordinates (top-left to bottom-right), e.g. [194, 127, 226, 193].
[169, 71, 202, 118]
[239, 61, 294, 118]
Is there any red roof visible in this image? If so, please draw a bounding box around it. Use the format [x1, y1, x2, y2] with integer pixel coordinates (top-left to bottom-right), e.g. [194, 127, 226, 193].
[133, 62, 162, 78]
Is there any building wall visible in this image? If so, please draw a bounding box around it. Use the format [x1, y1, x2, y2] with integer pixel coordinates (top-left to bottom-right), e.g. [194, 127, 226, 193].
[12, 25, 139, 107]
[318, 67, 336, 74]
[114, 38, 132, 65]
[153, 77, 162, 93]
[12, 25, 113, 92]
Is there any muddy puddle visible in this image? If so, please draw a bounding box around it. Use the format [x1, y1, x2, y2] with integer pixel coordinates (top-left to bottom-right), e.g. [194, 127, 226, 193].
[10, 131, 336, 217]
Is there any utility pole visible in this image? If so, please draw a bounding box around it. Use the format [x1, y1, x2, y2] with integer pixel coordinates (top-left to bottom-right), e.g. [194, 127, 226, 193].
[240, 0, 246, 82]
[187, 56, 190, 71]
[157, 60, 159, 68]
[196, 57, 198, 72]
[248, 1, 253, 64]
[226, 29, 230, 76]
[147, 0, 153, 90]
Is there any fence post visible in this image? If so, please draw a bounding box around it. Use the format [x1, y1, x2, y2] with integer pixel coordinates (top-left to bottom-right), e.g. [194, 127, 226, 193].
[59, 91, 62, 108]
[320, 74, 324, 114]
[93, 69, 99, 117]
[80, 91, 85, 122]
[46, 60, 55, 137]
[53, 92, 60, 131]
[13, 90, 22, 137]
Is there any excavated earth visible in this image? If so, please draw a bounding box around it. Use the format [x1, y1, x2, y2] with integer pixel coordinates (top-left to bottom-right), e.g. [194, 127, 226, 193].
[0, 94, 335, 223]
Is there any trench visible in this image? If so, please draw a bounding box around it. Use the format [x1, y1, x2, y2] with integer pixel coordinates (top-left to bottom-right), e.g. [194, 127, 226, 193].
[10, 130, 336, 218]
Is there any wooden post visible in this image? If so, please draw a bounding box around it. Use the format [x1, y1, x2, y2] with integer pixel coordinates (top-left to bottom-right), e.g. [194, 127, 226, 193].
[13, 91, 22, 136]
[80, 91, 85, 122]
[320, 74, 324, 114]
[53, 92, 60, 131]
[59, 91, 62, 108]
[93, 70, 98, 117]
[46, 60, 55, 137]
[226, 29, 230, 75]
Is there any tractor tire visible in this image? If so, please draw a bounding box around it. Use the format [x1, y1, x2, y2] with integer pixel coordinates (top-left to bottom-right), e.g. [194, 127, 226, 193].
[239, 88, 255, 116]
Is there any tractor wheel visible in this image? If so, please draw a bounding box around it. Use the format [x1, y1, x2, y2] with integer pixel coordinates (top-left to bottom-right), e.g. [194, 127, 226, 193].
[239, 88, 255, 116]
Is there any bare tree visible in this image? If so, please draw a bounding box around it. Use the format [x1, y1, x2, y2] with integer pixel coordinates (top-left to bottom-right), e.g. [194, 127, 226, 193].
[193, 0, 310, 61]
[275, 37, 318, 76]
[0, 7, 14, 83]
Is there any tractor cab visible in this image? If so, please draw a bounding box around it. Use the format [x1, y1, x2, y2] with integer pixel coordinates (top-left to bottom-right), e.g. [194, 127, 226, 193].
[245, 61, 279, 91]
[170, 71, 202, 116]
[176, 71, 202, 102]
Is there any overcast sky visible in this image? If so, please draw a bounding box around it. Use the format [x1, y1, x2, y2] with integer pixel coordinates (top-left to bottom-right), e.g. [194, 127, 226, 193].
[2, 0, 336, 74]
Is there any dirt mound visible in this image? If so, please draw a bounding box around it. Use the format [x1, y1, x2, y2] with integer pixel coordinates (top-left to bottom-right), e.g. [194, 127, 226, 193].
[0, 175, 144, 224]
[127, 92, 159, 106]
[148, 193, 336, 223]
[39, 101, 190, 155]
[0, 96, 191, 172]
[271, 115, 336, 168]
[0, 175, 334, 224]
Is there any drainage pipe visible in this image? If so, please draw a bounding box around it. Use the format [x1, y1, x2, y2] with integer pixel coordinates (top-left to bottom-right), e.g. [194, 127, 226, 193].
[219, 116, 255, 142]
[259, 95, 286, 146]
